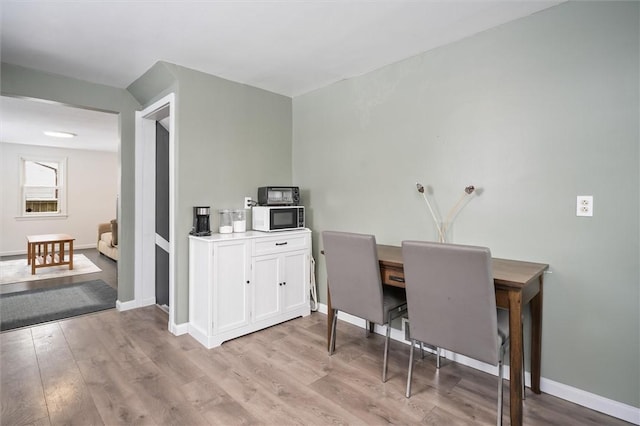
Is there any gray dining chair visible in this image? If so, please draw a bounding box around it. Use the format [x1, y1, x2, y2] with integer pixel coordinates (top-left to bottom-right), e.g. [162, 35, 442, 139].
[322, 231, 407, 382]
[401, 240, 509, 426]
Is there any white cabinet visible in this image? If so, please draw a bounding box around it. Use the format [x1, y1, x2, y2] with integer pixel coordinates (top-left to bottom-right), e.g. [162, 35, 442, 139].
[212, 239, 251, 334]
[251, 235, 310, 324]
[189, 229, 311, 349]
[251, 254, 281, 323]
[281, 250, 309, 312]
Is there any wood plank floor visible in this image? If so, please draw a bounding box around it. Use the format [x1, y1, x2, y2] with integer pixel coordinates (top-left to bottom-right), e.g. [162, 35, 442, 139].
[1, 303, 630, 425]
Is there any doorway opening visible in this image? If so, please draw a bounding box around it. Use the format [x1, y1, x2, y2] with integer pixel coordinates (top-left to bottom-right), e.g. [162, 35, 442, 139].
[135, 93, 177, 333]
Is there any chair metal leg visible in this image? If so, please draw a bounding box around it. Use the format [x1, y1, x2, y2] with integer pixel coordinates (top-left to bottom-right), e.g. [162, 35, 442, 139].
[329, 309, 338, 355]
[497, 348, 505, 426]
[365, 320, 370, 338]
[420, 341, 425, 359]
[406, 338, 416, 397]
[382, 311, 392, 382]
[436, 347, 441, 369]
[522, 348, 526, 400]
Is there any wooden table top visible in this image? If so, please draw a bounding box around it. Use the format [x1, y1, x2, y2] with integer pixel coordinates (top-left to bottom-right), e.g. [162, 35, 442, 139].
[26, 234, 75, 243]
[377, 244, 548, 290]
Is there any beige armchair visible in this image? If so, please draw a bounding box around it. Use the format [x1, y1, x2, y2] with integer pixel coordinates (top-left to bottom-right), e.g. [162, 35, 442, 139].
[97, 220, 118, 261]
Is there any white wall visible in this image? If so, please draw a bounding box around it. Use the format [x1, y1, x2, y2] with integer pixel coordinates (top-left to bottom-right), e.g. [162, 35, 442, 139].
[0, 142, 117, 255]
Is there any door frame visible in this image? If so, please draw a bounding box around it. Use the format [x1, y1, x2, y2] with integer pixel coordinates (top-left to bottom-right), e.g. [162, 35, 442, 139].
[134, 93, 178, 333]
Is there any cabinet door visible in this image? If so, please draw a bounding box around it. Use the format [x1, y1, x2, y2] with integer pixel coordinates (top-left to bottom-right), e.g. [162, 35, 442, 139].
[251, 253, 281, 323]
[213, 240, 250, 333]
[281, 250, 309, 313]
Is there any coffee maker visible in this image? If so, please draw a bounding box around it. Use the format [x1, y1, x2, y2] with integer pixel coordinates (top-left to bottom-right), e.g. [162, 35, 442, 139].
[190, 206, 211, 236]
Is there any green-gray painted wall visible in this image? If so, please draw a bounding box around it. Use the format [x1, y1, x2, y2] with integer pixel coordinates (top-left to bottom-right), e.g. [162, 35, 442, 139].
[129, 63, 293, 324]
[2, 0, 637, 412]
[1, 63, 141, 302]
[127, 61, 178, 107]
[293, 1, 639, 407]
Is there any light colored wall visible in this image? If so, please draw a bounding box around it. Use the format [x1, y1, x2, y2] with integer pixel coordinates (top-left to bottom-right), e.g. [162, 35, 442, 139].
[293, 1, 639, 409]
[2, 0, 636, 413]
[0, 142, 117, 254]
[1, 63, 141, 301]
[127, 61, 178, 108]
[129, 63, 292, 324]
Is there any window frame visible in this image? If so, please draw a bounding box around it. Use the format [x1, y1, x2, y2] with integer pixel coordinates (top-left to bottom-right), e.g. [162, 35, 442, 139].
[19, 155, 68, 218]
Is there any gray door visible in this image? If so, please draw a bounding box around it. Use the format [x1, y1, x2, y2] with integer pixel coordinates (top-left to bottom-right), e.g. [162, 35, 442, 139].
[155, 121, 170, 307]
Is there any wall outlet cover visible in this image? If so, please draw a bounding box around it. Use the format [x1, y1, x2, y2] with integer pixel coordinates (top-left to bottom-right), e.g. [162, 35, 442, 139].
[576, 195, 593, 217]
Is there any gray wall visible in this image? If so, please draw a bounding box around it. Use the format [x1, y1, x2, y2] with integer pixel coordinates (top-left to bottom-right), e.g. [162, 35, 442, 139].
[2, 0, 637, 411]
[127, 61, 178, 108]
[293, 1, 639, 408]
[130, 63, 293, 324]
[1, 63, 140, 302]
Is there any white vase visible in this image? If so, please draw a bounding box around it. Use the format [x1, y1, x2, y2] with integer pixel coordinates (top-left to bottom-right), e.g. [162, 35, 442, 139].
[437, 221, 450, 243]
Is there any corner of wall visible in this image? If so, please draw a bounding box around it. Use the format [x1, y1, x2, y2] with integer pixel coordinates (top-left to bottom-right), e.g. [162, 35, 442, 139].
[127, 61, 179, 106]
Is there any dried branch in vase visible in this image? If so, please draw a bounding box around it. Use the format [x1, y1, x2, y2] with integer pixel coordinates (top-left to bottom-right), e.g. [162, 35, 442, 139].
[415, 182, 477, 243]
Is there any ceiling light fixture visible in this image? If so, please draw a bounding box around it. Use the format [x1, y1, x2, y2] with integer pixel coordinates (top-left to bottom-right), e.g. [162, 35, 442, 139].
[43, 130, 77, 138]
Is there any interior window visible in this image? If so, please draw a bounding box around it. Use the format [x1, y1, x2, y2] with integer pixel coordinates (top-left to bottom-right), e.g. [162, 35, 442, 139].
[21, 157, 67, 217]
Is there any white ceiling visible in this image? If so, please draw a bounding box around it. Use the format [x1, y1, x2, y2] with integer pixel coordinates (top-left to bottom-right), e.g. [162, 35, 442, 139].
[0, 0, 563, 151]
[0, 96, 120, 152]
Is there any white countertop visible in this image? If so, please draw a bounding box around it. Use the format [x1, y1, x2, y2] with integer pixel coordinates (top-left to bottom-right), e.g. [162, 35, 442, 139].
[189, 228, 311, 242]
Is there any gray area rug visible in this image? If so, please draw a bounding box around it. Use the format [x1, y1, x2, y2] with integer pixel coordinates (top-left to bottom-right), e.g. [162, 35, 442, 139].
[0, 279, 117, 331]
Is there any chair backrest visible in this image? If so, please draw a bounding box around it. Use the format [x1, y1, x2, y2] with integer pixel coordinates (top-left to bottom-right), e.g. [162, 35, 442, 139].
[401, 241, 499, 365]
[322, 231, 385, 324]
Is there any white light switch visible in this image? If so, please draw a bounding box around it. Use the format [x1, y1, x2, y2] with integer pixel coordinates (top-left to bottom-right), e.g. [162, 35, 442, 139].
[576, 195, 593, 217]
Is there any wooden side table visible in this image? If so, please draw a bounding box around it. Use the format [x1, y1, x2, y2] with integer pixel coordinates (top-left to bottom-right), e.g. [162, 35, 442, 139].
[26, 234, 75, 275]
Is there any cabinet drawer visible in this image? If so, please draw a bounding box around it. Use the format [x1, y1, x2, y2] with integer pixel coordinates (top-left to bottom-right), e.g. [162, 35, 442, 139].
[381, 266, 405, 288]
[254, 235, 308, 255]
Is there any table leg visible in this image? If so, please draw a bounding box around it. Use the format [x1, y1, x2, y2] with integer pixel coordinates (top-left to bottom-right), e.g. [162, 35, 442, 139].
[509, 291, 524, 426]
[530, 275, 544, 393]
[68, 240, 74, 270]
[326, 286, 333, 351]
[29, 243, 36, 275]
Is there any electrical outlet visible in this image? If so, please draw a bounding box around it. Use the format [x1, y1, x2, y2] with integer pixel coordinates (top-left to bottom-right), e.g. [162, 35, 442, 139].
[576, 195, 593, 217]
[244, 197, 253, 209]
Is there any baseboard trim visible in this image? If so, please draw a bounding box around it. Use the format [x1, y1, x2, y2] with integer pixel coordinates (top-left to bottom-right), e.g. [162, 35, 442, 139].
[539, 377, 639, 425]
[116, 299, 138, 311]
[171, 322, 189, 336]
[139, 297, 156, 308]
[1, 243, 97, 257]
[317, 303, 640, 425]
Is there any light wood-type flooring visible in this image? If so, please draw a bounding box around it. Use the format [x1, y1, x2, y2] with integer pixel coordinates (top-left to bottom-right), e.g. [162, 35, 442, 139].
[1, 297, 631, 425]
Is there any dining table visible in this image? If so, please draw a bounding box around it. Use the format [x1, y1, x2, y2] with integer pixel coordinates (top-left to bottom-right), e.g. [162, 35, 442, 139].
[325, 244, 549, 426]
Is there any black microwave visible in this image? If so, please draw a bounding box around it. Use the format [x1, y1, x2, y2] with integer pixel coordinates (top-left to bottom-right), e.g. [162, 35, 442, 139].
[252, 206, 305, 232]
[257, 186, 300, 206]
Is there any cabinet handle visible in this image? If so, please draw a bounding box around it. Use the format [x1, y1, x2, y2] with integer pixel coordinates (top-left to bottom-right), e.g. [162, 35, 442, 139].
[275, 242, 288, 246]
[279, 282, 283, 286]
[246, 280, 250, 284]
[282, 281, 286, 285]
